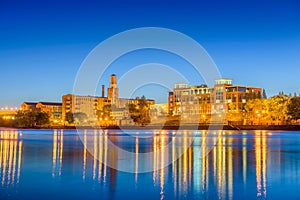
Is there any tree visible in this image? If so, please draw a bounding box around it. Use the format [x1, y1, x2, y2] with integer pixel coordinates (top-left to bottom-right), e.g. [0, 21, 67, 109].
[15, 109, 50, 128]
[65, 112, 74, 124]
[36, 111, 50, 126]
[267, 94, 289, 122]
[129, 96, 151, 126]
[262, 89, 267, 99]
[287, 96, 300, 122]
[244, 98, 268, 123]
[73, 112, 88, 124]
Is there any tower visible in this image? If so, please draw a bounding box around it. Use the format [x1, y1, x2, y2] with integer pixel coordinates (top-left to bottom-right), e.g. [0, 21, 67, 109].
[107, 74, 119, 107]
[110, 74, 117, 88]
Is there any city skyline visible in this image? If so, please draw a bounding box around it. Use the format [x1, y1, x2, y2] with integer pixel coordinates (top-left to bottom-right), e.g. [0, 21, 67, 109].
[0, 72, 295, 109]
[0, 75, 264, 109]
[2, 1, 300, 200]
[1, 0, 300, 107]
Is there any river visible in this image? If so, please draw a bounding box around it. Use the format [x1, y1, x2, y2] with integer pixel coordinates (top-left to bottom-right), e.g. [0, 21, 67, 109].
[0, 129, 300, 200]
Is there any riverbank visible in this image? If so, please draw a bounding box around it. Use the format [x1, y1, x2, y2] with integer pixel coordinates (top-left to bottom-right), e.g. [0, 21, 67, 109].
[2, 124, 300, 131]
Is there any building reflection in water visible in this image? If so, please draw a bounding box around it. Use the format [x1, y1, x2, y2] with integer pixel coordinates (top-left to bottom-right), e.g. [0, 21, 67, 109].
[52, 129, 64, 177]
[135, 136, 139, 182]
[0, 130, 23, 187]
[80, 130, 118, 191]
[198, 130, 269, 200]
[255, 131, 267, 199]
[0, 128, 273, 199]
[73, 130, 271, 199]
[151, 133, 168, 199]
[152, 131, 194, 199]
[81, 130, 107, 182]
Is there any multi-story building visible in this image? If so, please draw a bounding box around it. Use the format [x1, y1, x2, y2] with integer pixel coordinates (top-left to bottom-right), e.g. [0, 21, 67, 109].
[62, 94, 99, 122]
[168, 83, 212, 122]
[36, 102, 61, 113]
[20, 101, 62, 124]
[61, 94, 73, 121]
[36, 102, 62, 122]
[21, 102, 37, 111]
[150, 103, 168, 117]
[168, 79, 262, 123]
[62, 74, 155, 125]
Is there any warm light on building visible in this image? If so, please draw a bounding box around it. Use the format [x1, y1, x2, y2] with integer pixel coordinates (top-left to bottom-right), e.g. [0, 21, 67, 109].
[62, 74, 155, 126]
[19, 102, 62, 124]
[168, 78, 262, 124]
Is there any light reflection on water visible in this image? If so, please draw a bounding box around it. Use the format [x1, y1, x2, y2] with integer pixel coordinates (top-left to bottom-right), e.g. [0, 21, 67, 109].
[0, 131, 22, 187]
[0, 129, 300, 200]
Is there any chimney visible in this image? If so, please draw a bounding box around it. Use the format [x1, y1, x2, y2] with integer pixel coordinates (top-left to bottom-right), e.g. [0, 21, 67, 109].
[102, 85, 105, 97]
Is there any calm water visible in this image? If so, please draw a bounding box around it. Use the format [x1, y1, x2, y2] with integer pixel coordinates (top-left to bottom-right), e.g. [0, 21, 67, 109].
[0, 129, 300, 200]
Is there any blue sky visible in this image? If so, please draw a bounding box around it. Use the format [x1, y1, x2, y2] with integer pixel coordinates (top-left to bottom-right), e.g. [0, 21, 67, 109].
[1, 0, 300, 106]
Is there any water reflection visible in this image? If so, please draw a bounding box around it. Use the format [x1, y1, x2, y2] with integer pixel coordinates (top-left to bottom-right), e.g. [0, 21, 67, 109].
[0, 130, 22, 187]
[1, 129, 300, 199]
[255, 131, 267, 199]
[52, 130, 63, 177]
[89, 130, 110, 183]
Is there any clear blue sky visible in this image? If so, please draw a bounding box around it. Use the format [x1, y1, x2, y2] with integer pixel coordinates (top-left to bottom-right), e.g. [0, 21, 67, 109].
[1, 0, 300, 106]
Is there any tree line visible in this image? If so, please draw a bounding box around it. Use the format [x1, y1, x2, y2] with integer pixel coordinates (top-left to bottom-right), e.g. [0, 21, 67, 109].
[243, 94, 300, 124]
[14, 109, 50, 128]
[7, 94, 300, 128]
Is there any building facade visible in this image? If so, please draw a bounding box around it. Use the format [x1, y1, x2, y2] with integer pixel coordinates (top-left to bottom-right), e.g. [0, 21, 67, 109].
[21, 102, 38, 111]
[107, 74, 119, 106]
[36, 102, 62, 122]
[168, 79, 262, 124]
[62, 74, 155, 125]
[168, 83, 212, 123]
[62, 94, 99, 123]
[150, 103, 168, 117]
[20, 102, 62, 124]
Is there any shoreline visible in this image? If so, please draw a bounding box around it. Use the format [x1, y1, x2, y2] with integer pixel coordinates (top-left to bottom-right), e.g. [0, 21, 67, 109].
[2, 125, 300, 131]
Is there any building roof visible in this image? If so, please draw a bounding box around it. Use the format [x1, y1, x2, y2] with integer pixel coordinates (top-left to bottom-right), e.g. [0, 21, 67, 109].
[38, 102, 62, 106]
[119, 97, 155, 101]
[215, 78, 232, 81]
[226, 85, 262, 89]
[23, 102, 38, 106]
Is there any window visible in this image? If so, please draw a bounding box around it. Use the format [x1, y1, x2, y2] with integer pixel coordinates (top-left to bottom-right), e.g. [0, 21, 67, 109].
[238, 87, 247, 92]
